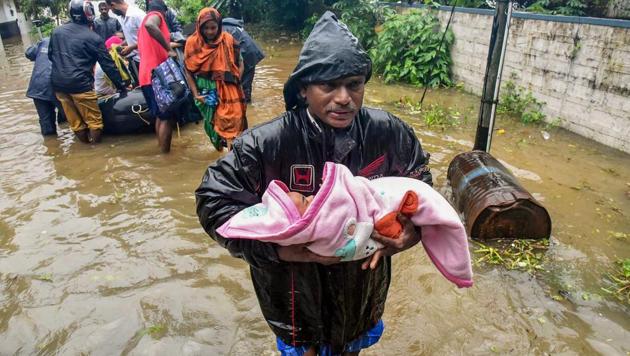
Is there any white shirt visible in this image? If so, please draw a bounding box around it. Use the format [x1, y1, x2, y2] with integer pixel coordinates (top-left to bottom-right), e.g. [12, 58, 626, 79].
[94, 63, 118, 96]
[119, 5, 145, 61]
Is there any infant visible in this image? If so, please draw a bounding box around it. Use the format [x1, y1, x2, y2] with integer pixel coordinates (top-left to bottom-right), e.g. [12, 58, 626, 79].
[218, 162, 473, 288]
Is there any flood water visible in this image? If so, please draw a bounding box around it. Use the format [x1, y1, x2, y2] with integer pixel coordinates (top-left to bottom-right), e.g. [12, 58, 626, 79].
[1, 34, 629, 355]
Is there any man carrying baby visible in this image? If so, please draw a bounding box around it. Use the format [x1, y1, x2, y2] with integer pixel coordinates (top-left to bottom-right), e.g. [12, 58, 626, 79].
[195, 11, 432, 356]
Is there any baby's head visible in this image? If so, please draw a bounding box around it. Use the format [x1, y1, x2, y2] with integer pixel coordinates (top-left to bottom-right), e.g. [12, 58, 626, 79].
[286, 191, 314, 216]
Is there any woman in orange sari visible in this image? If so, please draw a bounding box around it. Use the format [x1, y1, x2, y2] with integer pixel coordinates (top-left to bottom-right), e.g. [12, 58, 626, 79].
[184, 7, 246, 151]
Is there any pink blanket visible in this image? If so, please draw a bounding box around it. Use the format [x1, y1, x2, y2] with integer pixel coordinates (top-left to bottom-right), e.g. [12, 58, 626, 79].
[217, 162, 473, 288]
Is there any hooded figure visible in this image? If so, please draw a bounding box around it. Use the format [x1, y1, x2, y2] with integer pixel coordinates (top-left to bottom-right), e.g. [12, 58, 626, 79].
[195, 10, 432, 355]
[283, 11, 372, 111]
[218, 162, 473, 288]
[222, 17, 265, 102]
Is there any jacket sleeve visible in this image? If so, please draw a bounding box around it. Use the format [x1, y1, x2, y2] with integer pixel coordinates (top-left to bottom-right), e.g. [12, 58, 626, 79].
[390, 114, 433, 186]
[90, 38, 125, 90]
[25, 41, 40, 61]
[166, 9, 182, 33]
[195, 135, 280, 268]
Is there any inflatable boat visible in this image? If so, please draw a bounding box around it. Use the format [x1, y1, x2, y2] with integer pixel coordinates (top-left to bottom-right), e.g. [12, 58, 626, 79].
[99, 88, 155, 135]
[98, 88, 201, 135]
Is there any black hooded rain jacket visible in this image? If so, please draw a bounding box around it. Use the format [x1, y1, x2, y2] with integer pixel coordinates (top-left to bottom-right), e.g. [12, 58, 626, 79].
[195, 11, 432, 352]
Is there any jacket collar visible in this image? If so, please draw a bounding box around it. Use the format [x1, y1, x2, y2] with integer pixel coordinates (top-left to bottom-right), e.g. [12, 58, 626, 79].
[300, 108, 358, 162]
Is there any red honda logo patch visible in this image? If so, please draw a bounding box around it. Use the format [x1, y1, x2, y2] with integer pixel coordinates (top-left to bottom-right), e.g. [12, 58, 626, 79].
[290, 164, 315, 193]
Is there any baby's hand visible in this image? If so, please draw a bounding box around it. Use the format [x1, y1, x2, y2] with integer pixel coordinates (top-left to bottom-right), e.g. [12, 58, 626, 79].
[361, 213, 422, 270]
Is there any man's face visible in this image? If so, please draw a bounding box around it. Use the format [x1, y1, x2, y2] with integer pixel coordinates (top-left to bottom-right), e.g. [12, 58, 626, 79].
[109, 2, 125, 16]
[300, 75, 366, 129]
[99, 4, 109, 17]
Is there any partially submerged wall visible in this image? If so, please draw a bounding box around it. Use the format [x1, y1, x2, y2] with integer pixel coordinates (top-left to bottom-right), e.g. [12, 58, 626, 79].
[404, 5, 630, 153]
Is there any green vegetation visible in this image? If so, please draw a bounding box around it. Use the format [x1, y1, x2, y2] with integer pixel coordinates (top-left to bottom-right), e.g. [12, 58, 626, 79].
[30, 19, 55, 38]
[168, 0, 206, 25]
[421, 104, 461, 128]
[33, 273, 53, 282]
[330, 0, 392, 49]
[137, 324, 167, 339]
[371, 10, 454, 87]
[438, 0, 610, 18]
[473, 239, 550, 273]
[18, 0, 66, 18]
[396, 98, 461, 129]
[601, 258, 630, 304]
[498, 79, 546, 125]
[527, 0, 587, 16]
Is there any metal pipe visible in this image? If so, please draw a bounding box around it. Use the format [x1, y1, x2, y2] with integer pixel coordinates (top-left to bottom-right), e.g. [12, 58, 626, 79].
[485, 1, 513, 152]
[473, 0, 512, 152]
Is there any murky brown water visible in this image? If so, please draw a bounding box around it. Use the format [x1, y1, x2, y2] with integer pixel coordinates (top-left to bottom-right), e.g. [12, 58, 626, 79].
[1, 34, 629, 355]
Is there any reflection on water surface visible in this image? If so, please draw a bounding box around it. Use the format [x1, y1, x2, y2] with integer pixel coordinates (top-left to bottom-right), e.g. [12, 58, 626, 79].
[0, 35, 628, 354]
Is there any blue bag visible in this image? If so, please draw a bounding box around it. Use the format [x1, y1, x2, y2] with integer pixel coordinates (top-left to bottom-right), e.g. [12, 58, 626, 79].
[151, 57, 190, 115]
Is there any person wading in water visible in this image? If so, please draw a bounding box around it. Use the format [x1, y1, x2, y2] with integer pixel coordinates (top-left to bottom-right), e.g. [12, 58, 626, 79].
[184, 7, 246, 152]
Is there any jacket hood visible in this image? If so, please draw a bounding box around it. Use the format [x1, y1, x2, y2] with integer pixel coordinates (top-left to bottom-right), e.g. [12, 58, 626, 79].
[217, 162, 473, 288]
[283, 11, 372, 111]
[222, 17, 244, 28]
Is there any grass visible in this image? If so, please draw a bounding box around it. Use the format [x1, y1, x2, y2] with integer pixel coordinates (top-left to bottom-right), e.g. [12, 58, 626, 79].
[395, 98, 462, 129]
[601, 258, 630, 305]
[473, 239, 550, 273]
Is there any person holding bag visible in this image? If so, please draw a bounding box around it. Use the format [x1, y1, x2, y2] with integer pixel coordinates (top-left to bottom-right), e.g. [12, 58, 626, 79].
[137, 0, 178, 153]
[183, 7, 247, 152]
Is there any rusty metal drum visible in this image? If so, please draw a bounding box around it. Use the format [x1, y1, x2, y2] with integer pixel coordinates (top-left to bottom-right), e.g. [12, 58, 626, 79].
[447, 150, 551, 240]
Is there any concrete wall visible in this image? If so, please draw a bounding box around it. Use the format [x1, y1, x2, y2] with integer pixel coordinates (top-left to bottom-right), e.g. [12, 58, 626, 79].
[397, 5, 630, 153]
[436, 7, 630, 153]
[0, 0, 19, 39]
[0, 0, 17, 23]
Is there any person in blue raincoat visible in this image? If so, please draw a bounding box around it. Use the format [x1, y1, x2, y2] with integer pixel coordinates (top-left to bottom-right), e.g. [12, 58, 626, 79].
[25, 37, 66, 136]
[222, 17, 264, 103]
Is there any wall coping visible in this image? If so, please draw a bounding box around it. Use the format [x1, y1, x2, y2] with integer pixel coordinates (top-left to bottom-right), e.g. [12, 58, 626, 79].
[382, 2, 630, 29]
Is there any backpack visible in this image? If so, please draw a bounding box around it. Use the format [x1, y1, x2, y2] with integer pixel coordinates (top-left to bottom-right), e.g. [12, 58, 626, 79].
[151, 57, 189, 115]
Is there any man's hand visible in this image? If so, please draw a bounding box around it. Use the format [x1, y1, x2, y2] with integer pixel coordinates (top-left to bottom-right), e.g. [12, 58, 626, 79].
[168, 49, 178, 58]
[277, 243, 341, 265]
[120, 46, 132, 56]
[361, 213, 422, 270]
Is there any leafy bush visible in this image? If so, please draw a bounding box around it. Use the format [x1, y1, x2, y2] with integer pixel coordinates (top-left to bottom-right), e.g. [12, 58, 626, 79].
[330, 0, 391, 49]
[498, 79, 546, 124]
[30, 18, 55, 38]
[300, 13, 321, 40]
[527, 0, 587, 16]
[168, 0, 205, 26]
[371, 10, 454, 87]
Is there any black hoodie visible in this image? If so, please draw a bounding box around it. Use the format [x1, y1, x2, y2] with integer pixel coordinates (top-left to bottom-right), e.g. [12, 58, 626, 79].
[283, 11, 372, 111]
